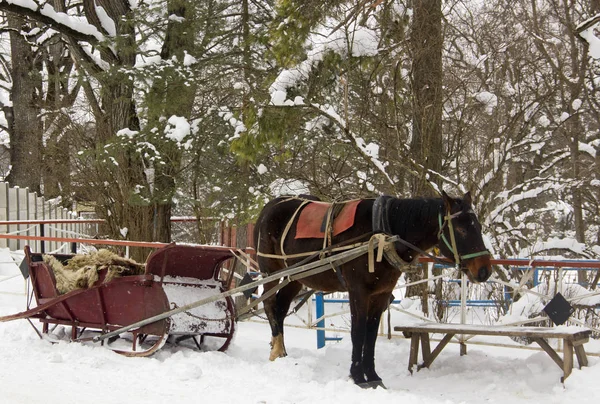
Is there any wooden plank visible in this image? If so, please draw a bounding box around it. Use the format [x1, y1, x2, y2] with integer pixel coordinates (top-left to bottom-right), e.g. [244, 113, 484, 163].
[394, 322, 591, 340]
[572, 336, 589, 346]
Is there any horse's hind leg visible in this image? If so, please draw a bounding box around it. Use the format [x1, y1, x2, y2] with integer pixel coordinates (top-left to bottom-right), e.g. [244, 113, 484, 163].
[362, 293, 391, 387]
[263, 279, 302, 361]
[348, 291, 369, 385]
[274, 280, 303, 357]
[263, 279, 285, 360]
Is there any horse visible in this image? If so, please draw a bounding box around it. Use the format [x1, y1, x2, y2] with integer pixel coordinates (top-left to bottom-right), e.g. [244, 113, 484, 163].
[253, 191, 492, 388]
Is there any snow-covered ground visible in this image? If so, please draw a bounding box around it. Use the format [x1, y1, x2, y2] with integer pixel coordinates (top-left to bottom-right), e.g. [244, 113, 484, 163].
[1, 248, 599, 404]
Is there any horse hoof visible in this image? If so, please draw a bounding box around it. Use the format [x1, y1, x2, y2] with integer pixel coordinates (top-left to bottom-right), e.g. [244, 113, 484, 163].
[358, 380, 386, 389]
[269, 350, 287, 361]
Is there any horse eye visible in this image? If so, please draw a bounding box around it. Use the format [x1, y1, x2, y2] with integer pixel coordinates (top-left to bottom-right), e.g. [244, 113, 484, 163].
[455, 227, 468, 236]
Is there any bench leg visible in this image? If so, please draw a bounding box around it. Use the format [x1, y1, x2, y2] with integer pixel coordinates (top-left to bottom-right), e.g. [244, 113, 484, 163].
[421, 333, 454, 369]
[408, 333, 420, 374]
[421, 332, 431, 364]
[460, 340, 467, 356]
[574, 344, 588, 368]
[533, 337, 563, 369]
[562, 340, 573, 383]
[533, 337, 576, 382]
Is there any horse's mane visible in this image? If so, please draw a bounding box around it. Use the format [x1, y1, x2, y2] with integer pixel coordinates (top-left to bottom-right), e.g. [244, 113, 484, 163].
[387, 197, 444, 239]
[387, 195, 473, 239]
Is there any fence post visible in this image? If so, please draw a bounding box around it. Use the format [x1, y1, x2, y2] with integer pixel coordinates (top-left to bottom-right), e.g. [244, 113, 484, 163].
[7, 186, 17, 251]
[17, 187, 28, 251]
[40, 224, 45, 254]
[67, 211, 82, 254]
[37, 195, 44, 253]
[246, 223, 254, 249]
[61, 207, 67, 253]
[0, 183, 8, 249]
[220, 221, 229, 247]
[315, 292, 325, 349]
[28, 191, 35, 251]
[459, 271, 468, 356]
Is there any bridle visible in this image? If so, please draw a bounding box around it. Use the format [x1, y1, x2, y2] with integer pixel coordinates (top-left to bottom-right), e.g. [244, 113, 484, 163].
[437, 209, 490, 265]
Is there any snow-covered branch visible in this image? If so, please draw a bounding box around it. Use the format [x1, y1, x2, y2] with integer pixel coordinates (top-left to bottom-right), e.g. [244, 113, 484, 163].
[0, 0, 105, 44]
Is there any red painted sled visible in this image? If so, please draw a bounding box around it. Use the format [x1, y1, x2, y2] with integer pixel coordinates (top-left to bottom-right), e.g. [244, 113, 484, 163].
[1, 244, 237, 356]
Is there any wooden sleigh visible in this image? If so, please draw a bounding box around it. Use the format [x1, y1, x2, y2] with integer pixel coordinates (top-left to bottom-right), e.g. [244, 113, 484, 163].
[1, 244, 237, 356]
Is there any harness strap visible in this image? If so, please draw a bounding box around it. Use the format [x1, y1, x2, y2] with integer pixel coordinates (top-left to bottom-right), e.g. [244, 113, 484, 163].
[319, 202, 349, 288]
[437, 211, 459, 252]
[446, 213, 461, 265]
[368, 233, 387, 273]
[438, 213, 490, 263]
[373, 196, 489, 268]
[256, 240, 366, 260]
[279, 199, 311, 265]
[321, 203, 336, 253]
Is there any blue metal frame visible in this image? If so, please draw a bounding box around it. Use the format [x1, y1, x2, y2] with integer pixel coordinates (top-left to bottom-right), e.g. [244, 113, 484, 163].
[315, 292, 343, 348]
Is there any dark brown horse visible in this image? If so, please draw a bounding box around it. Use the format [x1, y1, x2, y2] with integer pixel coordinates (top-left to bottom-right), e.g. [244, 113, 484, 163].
[253, 191, 492, 388]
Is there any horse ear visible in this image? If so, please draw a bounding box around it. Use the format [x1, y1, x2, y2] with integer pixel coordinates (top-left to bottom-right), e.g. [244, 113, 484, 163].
[463, 191, 472, 205]
[441, 190, 453, 211]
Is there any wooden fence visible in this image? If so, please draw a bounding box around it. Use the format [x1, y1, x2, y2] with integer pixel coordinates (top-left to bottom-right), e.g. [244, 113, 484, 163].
[0, 182, 97, 253]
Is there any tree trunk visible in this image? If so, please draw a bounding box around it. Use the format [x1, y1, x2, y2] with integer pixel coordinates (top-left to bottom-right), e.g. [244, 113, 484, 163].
[81, 1, 155, 261]
[6, 14, 43, 193]
[406, 1, 444, 306]
[410, 0, 443, 197]
[569, 119, 587, 284]
[148, 0, 198, 243]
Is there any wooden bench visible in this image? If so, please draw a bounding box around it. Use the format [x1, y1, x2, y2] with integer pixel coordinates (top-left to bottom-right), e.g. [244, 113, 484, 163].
[393, 322, 592, 382]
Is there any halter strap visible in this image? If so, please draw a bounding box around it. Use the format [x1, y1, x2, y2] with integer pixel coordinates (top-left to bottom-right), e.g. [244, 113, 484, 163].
[438, 212, 490, 263]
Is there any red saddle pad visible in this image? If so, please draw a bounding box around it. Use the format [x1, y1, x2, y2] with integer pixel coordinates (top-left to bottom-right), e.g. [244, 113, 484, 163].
[295, 200, 361, 239]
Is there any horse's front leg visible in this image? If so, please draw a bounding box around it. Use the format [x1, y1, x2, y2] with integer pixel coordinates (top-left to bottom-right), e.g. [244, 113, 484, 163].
[348, 291, 368, 385]
[362, 293, 391, 388]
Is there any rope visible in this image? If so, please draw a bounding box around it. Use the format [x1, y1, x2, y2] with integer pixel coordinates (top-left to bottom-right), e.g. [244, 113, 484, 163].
[3, 225, 37, 235]
[46, 225, 93, 238]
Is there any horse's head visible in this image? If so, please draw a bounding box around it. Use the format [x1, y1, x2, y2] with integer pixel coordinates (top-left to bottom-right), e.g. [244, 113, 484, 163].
[437, 191, 492, 283]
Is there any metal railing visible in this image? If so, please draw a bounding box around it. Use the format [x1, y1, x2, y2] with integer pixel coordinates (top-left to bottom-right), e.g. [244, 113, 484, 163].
[282, 258, 600, 351]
